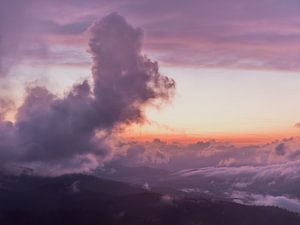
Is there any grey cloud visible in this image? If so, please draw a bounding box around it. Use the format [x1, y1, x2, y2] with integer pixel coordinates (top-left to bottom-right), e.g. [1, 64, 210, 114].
[174, 161, 300, 181]
[110, 137, 300, 171]
[289, 149, 300, 160]
[42, 20, 93, 35]
[275, 143, 286, 156]
[3, 0, 300, 72]
[0, 0, 47, 76]
[253, 195, 300, 213]
[88, 13, 175, 128]
[0, 13, 175, 174]
[231, 191, 300, 213]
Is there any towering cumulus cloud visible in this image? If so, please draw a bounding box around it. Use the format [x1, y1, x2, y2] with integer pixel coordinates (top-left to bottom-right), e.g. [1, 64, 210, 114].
[89, 14, 175, 128]
[0, 13, 175, 174]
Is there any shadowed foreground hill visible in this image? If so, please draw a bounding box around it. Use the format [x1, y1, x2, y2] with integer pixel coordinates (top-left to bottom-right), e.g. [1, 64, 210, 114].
[0, 174, 299, 225]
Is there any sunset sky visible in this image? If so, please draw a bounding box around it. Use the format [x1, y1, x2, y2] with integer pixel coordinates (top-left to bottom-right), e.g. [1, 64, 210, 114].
[2, 0, 300, 144]
[2, 2, 300, 219]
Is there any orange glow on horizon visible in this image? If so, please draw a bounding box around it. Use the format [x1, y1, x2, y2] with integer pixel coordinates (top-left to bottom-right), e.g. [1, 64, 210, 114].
[121, 131, 300, 146]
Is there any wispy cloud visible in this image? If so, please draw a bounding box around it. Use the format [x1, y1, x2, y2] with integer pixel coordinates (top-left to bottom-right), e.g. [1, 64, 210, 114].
[3, 0, 300, 72]
[39, 0, 300, 71]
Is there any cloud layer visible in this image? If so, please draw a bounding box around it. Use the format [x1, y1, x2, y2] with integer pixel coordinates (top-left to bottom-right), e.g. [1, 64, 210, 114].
[231, 192, 300, 213]
[17, 0, 300, 71]
[3, 0, 300, 73]
[111, 137, 300, 170]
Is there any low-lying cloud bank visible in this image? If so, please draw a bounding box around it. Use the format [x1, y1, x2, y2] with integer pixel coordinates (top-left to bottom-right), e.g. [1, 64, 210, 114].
[107, 137, 300, 199]
[0, 13, 175, 174]
[102, 137, 300, 213]
[111, 136, 300, 170]
[231, 192, 300, 213]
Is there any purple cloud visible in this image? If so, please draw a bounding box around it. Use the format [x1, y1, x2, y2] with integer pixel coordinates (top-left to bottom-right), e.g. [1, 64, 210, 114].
[0, 13, 175, 174]
[294, 123, 300, 128]
[231, 192, 300, 213]
[3, 0, 300, 72]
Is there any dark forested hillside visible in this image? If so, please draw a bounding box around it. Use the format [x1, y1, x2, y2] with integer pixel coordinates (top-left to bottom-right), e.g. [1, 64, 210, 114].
[0, 174, 299, 225]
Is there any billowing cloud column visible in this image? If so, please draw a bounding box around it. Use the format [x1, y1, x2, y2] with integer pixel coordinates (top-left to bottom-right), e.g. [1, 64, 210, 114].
[0, 13, 175, 174]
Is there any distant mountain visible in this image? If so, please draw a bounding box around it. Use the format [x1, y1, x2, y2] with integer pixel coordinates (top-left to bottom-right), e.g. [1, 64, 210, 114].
[0, 173, 299, 225]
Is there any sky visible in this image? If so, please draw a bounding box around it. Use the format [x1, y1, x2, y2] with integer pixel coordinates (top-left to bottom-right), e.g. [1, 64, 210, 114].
[2, 0, 300, 173]
[2, 0, 300, 144]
